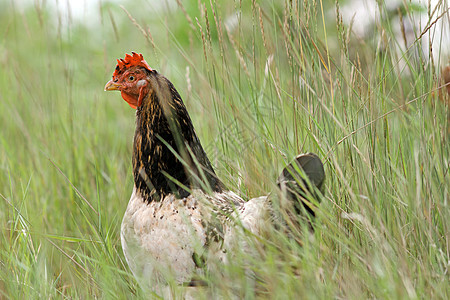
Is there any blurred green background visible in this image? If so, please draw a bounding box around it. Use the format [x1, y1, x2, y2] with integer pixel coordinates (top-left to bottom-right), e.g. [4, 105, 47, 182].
[0, 0, 448, 298]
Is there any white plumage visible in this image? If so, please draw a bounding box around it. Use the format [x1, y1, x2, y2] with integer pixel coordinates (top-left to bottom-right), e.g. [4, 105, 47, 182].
[121, 187, 269, 289]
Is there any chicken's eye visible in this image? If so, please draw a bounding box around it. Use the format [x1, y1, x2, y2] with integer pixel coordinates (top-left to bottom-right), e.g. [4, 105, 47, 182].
[128, 75, 135, 81]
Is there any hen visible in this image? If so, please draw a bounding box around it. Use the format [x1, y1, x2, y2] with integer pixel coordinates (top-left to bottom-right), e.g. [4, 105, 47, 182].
[104, 52, 325, 292]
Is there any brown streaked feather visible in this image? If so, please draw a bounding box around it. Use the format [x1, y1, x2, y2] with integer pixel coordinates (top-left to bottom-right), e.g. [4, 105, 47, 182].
[132, 71, 224, 202]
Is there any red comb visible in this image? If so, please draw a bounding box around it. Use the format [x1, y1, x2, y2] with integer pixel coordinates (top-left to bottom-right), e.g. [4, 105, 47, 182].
[113, 52, 152, 77]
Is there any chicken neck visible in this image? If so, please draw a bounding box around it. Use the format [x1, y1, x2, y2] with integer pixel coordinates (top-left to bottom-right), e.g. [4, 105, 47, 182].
[132, 73, 225, 202]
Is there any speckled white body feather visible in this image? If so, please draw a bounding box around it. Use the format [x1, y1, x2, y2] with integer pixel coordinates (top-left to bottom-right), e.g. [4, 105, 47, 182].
[121, 186, 269, 290]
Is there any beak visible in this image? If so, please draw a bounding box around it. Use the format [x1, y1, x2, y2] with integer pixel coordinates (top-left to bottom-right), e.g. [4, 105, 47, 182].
[104, 80, 121, 91]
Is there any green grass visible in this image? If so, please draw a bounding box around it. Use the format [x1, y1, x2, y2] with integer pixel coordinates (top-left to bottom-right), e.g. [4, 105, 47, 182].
[0, 0, 448, 298]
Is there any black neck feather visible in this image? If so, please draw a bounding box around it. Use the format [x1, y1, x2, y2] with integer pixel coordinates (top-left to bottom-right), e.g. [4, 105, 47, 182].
[132, 73, 225, 202]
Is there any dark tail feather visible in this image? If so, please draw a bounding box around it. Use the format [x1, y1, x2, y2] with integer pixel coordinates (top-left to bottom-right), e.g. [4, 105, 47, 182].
[276, 153, 325, 218]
